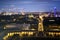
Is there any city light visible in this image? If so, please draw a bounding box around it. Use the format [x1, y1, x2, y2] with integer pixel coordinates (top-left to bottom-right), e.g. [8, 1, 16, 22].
[0, 0, 60, 40]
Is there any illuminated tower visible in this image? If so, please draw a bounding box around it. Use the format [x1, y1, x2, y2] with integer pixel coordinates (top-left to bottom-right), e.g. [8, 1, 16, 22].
[38, 15, 44, 32]
[48, 7, 57, 17]
[54, 7, 57, 17]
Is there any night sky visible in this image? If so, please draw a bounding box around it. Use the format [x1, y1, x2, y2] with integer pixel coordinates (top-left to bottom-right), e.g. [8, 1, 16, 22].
[0, 0, 60, 12]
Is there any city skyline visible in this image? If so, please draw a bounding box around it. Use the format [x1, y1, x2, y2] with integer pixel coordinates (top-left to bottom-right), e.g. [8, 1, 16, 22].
[0, 0, 60, 12]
